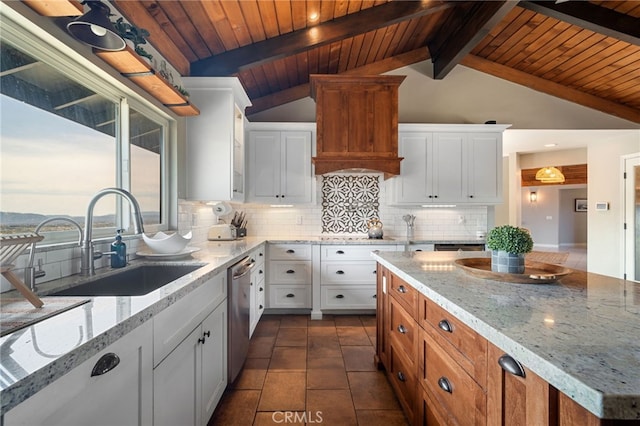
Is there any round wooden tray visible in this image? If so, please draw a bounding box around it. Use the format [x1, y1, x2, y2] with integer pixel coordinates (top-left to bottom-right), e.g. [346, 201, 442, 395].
[454, 258, 572, 284]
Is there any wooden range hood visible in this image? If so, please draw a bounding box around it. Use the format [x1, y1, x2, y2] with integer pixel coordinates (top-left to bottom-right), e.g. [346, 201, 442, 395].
[310, 74, 405, 179]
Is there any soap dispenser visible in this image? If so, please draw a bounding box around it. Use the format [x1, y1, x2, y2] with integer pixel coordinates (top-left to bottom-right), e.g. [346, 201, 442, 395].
[110, 229, 127, 268]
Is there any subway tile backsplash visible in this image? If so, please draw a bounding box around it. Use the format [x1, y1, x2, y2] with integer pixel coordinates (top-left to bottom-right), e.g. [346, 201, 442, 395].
[179, 173, 488, 242]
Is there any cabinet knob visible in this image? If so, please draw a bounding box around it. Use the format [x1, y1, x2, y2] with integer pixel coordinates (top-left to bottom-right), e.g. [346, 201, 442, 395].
[428, 195, 433, 199]
[437, 377, 452, 393]
[336, 270, 345, 275]
[438, 319, 453, 333]
[276, 195, 280, 198]
[91, 353, 120, 377]
[336, 294, 344, 299]
[397, 371, 406, 382]
[498, 354, 526, 378]
[259, 269, 263, 274]
[259, 252, 263, 256]
[372, 270, 377, 274]
[434, 195, 438, 198]
[397, 285, 407, 294]
[259, 304, 263, 309]
[336, 250, 345, 254]
[286, 269, 295, 274]
[469, 195, 474, 198]
[259, 287, 264, 291]
[397, 324, 407, 334]
[372, 294, 376, 299]
[286, 249, 295, 253]
[286, 293, 295, 298]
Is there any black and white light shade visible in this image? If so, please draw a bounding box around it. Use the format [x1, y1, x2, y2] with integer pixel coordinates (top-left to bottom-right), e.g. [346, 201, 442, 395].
[67, 1, 126, 51]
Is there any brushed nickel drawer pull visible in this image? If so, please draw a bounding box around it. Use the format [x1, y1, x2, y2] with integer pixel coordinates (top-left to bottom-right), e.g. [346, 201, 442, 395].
[336, 270, 345, 274]
[286, 249, 295, 253]
[336, 250, 345, 254]
[286, 293, 295, 298]
[438, 377, 452, 393]
[397, 285, 407, 294]
[397, 324, 407, 334]
[438, 319, 453, 333]
[336, 294, 344, 299]
[397, 371, 406, 382]
[286, 269, 295, 274]
[498, 354, 526, 378]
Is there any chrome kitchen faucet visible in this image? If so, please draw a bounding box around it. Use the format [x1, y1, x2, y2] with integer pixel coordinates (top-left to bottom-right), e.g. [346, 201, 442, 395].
[81, 188, 145, 276]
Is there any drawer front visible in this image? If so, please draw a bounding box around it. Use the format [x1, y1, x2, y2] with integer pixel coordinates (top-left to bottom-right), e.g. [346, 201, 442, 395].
[423, 298, 487, 386]
[269, 243, 311, 260]
[321, 285, 377, 309]
[321, 245, 396, 261]
[250, 245, 266, 267]
[320, 261, 378, 284]
[269, 261, 312, 284]
[389, 272, 418, 318]
[388, 340, 417, 423]
[421, 331, 486, 426]
[153, 272, 226, 367]
[268, 285, 311, 308]
[389, 297, 418, 362]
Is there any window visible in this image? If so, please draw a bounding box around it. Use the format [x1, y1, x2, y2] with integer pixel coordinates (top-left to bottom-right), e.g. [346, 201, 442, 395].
[0, 19, 170, 241]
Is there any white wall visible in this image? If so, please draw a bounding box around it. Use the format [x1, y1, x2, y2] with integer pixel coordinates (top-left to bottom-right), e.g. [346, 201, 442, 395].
[588, 131, 640, 278]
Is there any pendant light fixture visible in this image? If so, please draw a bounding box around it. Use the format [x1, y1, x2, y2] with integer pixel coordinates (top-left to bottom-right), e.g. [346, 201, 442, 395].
[66, 1, 126, 51]
[535, 166, 565, 183]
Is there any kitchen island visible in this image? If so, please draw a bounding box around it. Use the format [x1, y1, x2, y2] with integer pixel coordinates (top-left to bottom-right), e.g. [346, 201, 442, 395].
[372, 250, 640, 423]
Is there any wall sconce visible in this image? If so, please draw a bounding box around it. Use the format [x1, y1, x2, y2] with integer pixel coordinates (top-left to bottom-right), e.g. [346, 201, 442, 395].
[66, 1, 126, 51]
[529, 191, 537, 203]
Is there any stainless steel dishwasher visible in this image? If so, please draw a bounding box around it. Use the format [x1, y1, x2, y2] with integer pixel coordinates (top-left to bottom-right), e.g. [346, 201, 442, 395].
[227, 256, 255, 383]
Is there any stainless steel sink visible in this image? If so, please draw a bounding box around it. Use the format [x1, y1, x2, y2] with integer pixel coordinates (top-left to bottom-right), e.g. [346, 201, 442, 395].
[51, 264, 205, 297]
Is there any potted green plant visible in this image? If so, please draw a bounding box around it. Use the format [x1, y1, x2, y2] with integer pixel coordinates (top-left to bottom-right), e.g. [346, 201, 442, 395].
[485, 225, 533, 274]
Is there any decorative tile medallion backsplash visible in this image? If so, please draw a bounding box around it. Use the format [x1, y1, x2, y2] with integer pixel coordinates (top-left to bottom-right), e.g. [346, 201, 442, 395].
[321, 175, 380, 233]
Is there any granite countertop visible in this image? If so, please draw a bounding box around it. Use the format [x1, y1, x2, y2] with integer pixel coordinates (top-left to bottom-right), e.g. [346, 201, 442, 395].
[371, 250, 640, 420]
[0, 238, 265, 415]
[0, 235, 484, 415]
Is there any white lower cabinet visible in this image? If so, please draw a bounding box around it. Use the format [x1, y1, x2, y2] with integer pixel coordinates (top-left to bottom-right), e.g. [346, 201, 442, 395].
[153, 272, 227, 426]
[318, 244, 400, 312]
[249, 244, 266, 337]
[153, 301, 227, 426]
[5, 321, 153, 426]
[267, 243, 312, 309]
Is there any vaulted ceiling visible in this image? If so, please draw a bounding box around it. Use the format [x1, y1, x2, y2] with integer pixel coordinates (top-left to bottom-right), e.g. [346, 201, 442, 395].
[111, 0, 640, 122]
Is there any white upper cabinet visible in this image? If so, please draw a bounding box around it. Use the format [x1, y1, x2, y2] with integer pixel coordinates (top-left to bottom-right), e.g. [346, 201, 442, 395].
[391, 124, 509, 205]
[247, 123, 314, 205]
[183, 77, 251, 202]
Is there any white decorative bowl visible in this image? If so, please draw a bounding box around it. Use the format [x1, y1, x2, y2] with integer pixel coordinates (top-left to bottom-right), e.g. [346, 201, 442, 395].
[142, 231, 192, 254]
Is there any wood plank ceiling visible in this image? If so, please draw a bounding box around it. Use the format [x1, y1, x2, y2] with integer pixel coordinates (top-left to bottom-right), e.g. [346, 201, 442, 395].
[111, 0, 640, 123]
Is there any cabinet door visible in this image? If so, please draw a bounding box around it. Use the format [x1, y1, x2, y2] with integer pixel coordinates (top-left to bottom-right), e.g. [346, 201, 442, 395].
[487, 342, 556, 426]
[186, 89, 234, 201]
[395, 132, 430, 203]
[249, 131, 282, 203]
[465, 133, 502, 203]
[201, 302, 228, 424]
[5, 322, 153, 426]
[154, 326, 202, 426]
[376, 263, 390, 369]
[431, 132, 465, 202]
[280, 131, 312, 204]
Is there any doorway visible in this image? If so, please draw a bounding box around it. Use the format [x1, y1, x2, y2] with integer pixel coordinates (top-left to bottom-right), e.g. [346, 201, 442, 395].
[623, 154, 640, 282]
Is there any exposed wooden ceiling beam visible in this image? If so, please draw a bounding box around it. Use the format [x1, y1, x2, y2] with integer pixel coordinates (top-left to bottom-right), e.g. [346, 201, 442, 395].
[429, 0, 518, 79]
[461, 54, 640, 124]
[246, 48, 430, 116]
[520, 1, 640, 46]
[191, 1, 453, 77]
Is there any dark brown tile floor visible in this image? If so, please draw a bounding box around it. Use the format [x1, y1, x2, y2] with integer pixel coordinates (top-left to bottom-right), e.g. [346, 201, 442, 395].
[209, 314, 409, 426]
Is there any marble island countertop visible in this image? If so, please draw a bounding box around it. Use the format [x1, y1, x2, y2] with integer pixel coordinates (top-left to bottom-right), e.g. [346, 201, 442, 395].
[371, 250, 640, 420]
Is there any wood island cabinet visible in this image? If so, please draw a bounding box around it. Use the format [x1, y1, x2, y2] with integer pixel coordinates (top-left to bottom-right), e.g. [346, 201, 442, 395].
[375, 263, 635, 426]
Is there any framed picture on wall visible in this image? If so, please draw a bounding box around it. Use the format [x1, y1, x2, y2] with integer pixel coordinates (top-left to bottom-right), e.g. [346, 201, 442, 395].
[575, 198, 587, 212]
